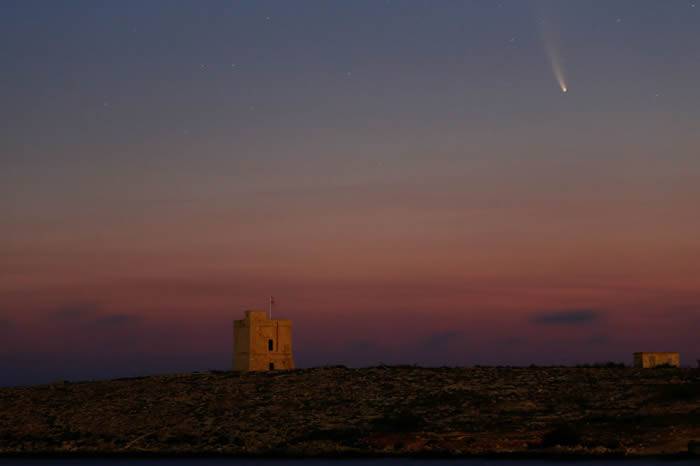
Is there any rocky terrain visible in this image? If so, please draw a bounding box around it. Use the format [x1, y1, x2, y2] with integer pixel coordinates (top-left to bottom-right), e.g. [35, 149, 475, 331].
[1, 366, 700, 457]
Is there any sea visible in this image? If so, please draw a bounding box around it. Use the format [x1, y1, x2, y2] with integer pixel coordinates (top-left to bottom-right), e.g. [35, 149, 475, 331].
[0, 460, 696, 466]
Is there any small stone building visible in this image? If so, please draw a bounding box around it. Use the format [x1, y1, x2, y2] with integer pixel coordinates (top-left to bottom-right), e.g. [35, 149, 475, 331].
[633, 352, 680, 368]
[233, 310, 294, 371]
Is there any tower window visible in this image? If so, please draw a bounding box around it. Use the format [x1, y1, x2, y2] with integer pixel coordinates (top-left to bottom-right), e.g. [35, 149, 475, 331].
[268, 339, 274, 351]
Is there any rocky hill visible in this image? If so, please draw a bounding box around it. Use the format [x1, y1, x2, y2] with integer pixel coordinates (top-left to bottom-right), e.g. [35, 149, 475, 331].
[1, 366, 699, 457]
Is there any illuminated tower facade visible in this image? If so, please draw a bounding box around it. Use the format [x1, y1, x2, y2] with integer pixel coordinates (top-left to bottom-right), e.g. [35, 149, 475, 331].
[233, 310, 294, 371]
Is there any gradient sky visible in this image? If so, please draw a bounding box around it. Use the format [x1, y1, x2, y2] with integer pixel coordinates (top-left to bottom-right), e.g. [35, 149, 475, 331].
[2, 0, 700, 385]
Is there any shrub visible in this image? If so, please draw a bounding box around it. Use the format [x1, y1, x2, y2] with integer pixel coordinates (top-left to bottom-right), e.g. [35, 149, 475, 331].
[653, 363, 679, 369]
[297, 427, 363, 443]
[689, 440, 700, 455]
[540, 424, 582, 448]
[576, 362, 626, 369]
[655, 383, 700, 402]
[372, 410, 426, 433]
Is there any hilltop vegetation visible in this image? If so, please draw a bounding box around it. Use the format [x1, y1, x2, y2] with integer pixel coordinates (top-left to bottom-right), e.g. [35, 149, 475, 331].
[1, 366, 699, 457]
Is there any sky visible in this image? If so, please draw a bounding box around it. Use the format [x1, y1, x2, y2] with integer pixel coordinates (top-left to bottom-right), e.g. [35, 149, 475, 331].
[1, 0, 699, 385]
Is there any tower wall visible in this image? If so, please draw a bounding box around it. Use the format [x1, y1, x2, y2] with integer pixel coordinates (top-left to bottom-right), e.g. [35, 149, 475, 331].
[233, 310, 294, 372]
[633, 352, 680, 368]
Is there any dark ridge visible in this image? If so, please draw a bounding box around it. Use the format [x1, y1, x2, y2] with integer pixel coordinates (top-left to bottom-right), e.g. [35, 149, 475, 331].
[1, 366, 699, 458]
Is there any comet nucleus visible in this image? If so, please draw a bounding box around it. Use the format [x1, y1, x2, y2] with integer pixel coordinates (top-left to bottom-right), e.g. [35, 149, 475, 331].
[538, 13, 568, 94]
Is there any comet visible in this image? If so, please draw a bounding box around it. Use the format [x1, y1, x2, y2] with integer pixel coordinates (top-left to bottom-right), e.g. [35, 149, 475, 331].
[544, 36, 568, 93]
[538, 11, 568, 94]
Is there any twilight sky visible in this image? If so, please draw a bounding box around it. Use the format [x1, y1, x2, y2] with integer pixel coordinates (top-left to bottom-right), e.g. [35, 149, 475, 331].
[2, 0, 700, 385]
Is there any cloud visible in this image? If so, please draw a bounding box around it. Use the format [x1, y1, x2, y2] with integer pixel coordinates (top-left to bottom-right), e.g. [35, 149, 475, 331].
[530, 309, 602, 326]
[48, 304, 140, 328]
[50, 303, 100, 321]
[0, 317, 10, 331]
[420, 331, 461, 351]
[93, 314, 141, 327]
[344, 339, 383, 364]
[500, 336, 527, 346]
[587, 333, 609, 344]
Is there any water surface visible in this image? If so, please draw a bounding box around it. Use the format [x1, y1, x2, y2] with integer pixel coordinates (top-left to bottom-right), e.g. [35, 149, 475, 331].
[0, 460, 695, 466]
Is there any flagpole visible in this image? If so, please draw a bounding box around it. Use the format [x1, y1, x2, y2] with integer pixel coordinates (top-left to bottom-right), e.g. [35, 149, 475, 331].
[269, 295, 273, 319]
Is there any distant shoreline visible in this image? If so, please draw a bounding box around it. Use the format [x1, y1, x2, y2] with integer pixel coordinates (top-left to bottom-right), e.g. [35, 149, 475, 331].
[0, 451, 697, 460]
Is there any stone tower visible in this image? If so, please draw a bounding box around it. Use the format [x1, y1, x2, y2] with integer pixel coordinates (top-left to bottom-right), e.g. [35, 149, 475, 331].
[233, 310, 294, 371]
[633, 352, 680, 368]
